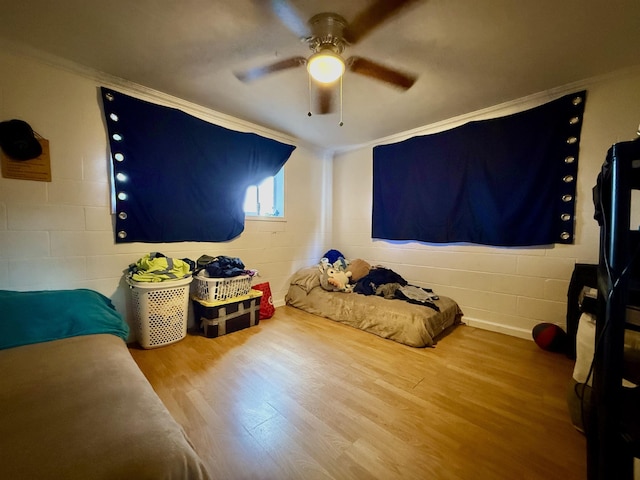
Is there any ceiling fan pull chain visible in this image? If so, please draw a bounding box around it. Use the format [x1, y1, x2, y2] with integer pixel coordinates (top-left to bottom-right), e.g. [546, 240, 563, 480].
[339, 75, 344, 126]
[307, 72, 313, 117]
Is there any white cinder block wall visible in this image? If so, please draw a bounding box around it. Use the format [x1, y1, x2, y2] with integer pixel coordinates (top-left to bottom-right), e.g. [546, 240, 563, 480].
[332, 67, 640, 339]
[0, 50, 332, 331]
[2, 44, 640, 342]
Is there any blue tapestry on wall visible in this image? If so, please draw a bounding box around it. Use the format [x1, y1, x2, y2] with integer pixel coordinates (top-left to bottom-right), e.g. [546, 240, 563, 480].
[372, 91, 586, 246]
[101, 88, 296, 243]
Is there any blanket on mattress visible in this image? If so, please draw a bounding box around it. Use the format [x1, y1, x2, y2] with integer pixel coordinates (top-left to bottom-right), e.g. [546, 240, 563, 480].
[285, 267, 463, 347]
[0, 289, 129, 350]
[0, 334, 210, 480]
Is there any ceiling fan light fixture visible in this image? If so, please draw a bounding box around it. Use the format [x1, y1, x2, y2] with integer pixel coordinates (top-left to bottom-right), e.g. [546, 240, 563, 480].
[307, 49, 345, 84]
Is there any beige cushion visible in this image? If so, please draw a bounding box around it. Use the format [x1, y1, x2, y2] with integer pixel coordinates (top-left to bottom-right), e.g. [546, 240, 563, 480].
[347, 259, 371, 282]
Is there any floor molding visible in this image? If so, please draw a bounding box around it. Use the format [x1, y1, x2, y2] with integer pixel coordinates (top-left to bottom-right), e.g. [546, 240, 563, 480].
[462, 316, 533, 341]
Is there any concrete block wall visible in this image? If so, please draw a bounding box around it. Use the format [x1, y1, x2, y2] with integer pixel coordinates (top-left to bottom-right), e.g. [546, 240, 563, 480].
[332, 67, 640, 338]
[3, 44, 640, 342]
[0, 49, 332, 334]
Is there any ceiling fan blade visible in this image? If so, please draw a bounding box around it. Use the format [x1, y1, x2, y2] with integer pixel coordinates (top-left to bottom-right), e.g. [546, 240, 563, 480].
[346, 56, 417, 90]
[343, 0, 421, 44]
[316, 85, 335, 114]
[268, 0, 311, 39]
[234, 56, 306, 82]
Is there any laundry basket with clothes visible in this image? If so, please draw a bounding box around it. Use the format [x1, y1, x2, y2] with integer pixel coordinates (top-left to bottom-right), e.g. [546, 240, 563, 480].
[126, 252, 195, 348]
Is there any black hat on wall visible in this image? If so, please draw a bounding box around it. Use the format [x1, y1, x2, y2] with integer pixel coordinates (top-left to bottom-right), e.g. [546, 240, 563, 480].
[0, 119, 42, 160]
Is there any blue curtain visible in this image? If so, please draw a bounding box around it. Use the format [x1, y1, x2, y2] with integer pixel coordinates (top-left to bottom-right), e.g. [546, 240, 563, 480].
[372, 91, 586, 246]
[101, 88, 296, 243]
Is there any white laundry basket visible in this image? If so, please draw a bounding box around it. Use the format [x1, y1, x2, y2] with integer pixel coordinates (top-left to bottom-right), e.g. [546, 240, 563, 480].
[192, 272, 252, 302]
[127, 276, 193, 349]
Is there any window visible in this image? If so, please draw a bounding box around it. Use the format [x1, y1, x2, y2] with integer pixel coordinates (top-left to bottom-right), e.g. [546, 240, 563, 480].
[244, 166, 284, 218]
[101, 87, 295, 243]
[372, 90, 586, 246]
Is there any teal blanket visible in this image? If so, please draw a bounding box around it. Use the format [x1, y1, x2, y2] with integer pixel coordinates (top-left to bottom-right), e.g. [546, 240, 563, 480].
[0, 289, 129, 350]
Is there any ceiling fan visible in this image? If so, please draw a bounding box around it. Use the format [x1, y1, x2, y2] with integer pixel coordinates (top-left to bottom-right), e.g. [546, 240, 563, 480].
[234, 0, 420, 115]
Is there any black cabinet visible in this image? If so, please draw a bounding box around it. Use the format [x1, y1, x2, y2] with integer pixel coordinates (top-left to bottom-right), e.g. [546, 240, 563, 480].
[589, 139, 640, 479]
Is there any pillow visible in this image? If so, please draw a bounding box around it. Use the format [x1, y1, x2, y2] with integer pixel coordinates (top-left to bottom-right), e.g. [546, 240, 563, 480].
[347, 258, 371, 282]
[0, 289, 130, 350]
[289, 267, 321, 293]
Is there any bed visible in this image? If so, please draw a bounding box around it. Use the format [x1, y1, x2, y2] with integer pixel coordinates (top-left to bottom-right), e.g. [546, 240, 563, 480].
[285, 266, 464, 347]
[0, 289, 210, 480]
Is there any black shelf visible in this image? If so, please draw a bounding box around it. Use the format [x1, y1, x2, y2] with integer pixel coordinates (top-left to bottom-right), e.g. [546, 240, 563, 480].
[588, 139, 640, 480]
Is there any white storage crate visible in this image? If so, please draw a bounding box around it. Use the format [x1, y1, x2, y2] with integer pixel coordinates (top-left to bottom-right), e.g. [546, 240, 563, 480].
[127, 276, 192, 349]
[193, 272, 252, 302]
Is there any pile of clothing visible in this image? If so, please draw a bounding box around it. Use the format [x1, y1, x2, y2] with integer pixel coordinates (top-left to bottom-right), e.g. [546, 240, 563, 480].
[354, 267, 441, 312]
[127, 252, 194, 282]
[128, 253, 256, 282]
[194, 255, 252, 278]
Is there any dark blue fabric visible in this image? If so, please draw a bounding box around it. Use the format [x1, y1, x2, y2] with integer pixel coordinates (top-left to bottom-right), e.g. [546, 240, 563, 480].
[354, 267, 407, 295]
[101, 88, 296, 243]
[372, 91, 586, 246]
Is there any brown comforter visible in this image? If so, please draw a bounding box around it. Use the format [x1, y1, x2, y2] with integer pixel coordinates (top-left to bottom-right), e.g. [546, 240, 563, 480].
[0, 334, 210, 480]
[285, 267, 463, 347]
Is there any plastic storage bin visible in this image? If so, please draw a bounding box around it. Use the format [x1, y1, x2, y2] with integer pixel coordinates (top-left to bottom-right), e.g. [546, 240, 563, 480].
[193, 272, 252, 302]
[127, 276, 193, 349]
[192, 289, 263, 338]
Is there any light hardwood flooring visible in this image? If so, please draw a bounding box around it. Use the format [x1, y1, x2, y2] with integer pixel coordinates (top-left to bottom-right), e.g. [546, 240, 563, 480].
[129, 306, 586, 479]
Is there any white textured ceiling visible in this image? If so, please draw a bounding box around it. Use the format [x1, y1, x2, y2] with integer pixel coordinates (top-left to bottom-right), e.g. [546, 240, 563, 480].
[1, 0, 639, 150]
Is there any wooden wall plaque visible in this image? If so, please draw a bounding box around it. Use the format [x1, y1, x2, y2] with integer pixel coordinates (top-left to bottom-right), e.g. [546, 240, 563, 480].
[0, 138, 51, 182]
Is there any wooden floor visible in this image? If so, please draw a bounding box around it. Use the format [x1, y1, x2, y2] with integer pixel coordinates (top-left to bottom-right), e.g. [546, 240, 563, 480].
[129, 306, 586, 480]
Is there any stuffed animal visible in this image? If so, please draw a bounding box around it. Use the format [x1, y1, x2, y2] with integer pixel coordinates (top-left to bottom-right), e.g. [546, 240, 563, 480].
[318, 257, 353, 293]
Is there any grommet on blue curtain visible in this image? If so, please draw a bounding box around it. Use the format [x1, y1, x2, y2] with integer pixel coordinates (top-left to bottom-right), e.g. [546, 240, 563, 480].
[569, 116, 580, 125]
[560, 232, 571, 240]
[100, 86, 296, 244]
[561, 213, 572, 221]
[565, 156, 575, 163]
[566, 136, 577, 144]
[562, 195, 573, 202]
[572, 96, 583, 106]
[563, 175, 574, 183]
